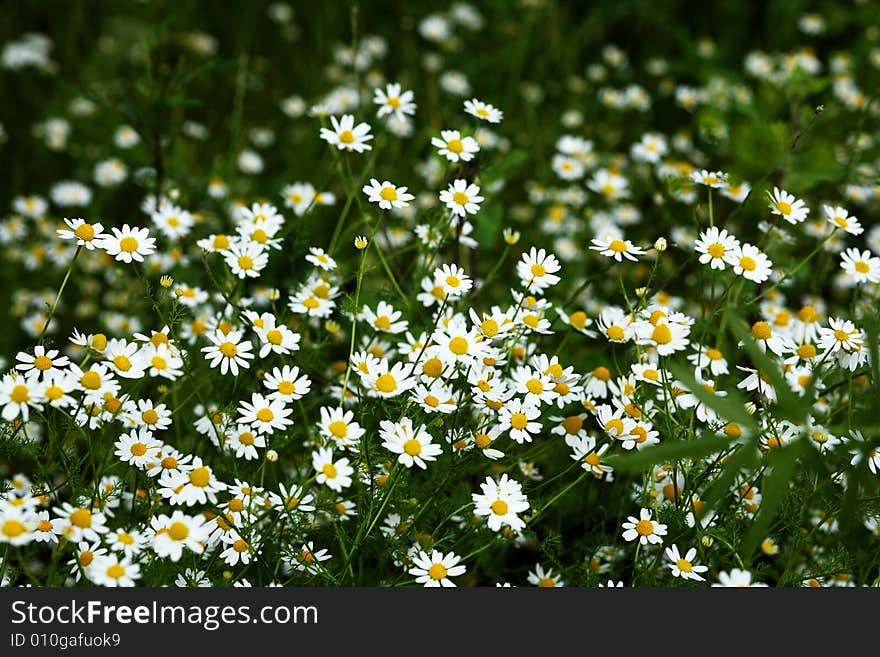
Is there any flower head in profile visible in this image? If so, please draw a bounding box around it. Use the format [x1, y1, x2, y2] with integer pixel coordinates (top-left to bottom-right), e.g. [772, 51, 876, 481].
[320, 114, 373, 153]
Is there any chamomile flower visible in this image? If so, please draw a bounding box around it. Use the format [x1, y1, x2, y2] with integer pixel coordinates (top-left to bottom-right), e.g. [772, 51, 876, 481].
[840, 247, 880, 284]
[149, 511, 210, 561]
[517, 247, 561, 292]
[432, 129, 480, 162]
[362, 178, 414, 210]
[88, 554, 141, 587]
[527, 564, 565, 587]
[380, 417, 443, 469]
[439, 179, 484, 217]
[237, 392, 294, 435]
[817, 318, 863, 354]
[114, 427, 161, 469]
[98, 224, 156, 263]
[823, 205, 862, 235]
[590, 237, 646, 262]
[665, 545, 708, 581]
[359, 301, 409, 334]
[621, 507, 667, 545]
[694, 226, 740, 270]
[464, 98, 503, 123]
[228, 426, 266, 460]
[318, 406, 365, 448]
[724, 242, 772, 283]
[373, 82, 416, 120]
[305, 247, 338, 271]
[432, 263, 472, 297]
[768, 186, 809, 224]
[690, 169, 727, 188]
[159, 456, 225, 506]
[202, 329, 253, 376]
[312, 447, 354, 492]
[409, 549, 466, 587]
[263, 365, 311, 402]
[320, 114, 373, 153]
[712, 568, 767, 587]
[472, 474, 530, 533]
[498, 397, 542, 444]
[56, 218, 106, 249]
[224, 241, 269, 279]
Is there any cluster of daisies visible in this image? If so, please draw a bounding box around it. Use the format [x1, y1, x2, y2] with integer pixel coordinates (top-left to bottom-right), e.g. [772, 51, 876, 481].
[3, 2, 880, 589]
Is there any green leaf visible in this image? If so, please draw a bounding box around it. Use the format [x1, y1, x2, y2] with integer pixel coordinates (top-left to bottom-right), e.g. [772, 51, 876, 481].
[668, 360, 759, 433]
[742, 441, 805, 560]
[475, 202, 503, 248]
[725, 311, 805, 422]
[607, 434, 732, 473]
[701, 439, 760, 512]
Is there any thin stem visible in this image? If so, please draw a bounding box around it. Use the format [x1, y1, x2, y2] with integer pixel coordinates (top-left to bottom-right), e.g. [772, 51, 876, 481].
[39, 245, 82, 342]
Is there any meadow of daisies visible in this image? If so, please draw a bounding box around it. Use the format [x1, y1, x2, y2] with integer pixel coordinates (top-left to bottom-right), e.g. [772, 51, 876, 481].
[1, 1, 879, 589]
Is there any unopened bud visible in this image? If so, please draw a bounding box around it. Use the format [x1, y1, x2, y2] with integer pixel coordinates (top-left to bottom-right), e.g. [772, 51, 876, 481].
[266, 449, 278, 462]
[701, 535, 714, 548]
[654, 237, 668, 252]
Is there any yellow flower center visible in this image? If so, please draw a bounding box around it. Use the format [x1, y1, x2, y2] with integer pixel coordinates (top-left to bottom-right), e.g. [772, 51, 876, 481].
[256, 408, 274, 422]
[34, 355, 53, 370]
[751, 321, 772, 341]
[635, 519, 654, 536]
[1, 520, 26, 538]
[168, 522, 189, 541]
[568, 312, 587, 330]
[651, 323, 672, 345]
[604, 418, 624, 435]
[531, 263, 546, 277]
[70, 508, 92, 528]
[219, 342, 238, 357]
[708, 243, 725, 258]
[608, 239, 627, 253]
[375, 374, 397, 393]
[428, 563, 448, 580]
[739, 256, 756, 271]
[237, 255, 254, 270]
[448, 336, 469, 355]
[510, 412, 528, 430]
[452, 191, 469, 206]
[593, 366, 611, 381]
[676, 559, 693, 573]
[74, 223, 95, 241]
[119, 237, 139, 253]
[797, 344, 817, 359]
[10, 385, 29, 404]
[80, 371, 101, 390]
[854, 261, 869, 274]
[130, 442, 147, 457]
[447, 138, 464, 153]
[189, 467, 211, 487]
[775, 201, 792, 215]
[328, 420, 348, 438]
[607, 325, 625, 341]
[403, 438, 422, 456]
[322, 463, 338, 479]
[379, 187, 398, 202]
[339, 129, 355, 144]
[491, 500, 509, 515]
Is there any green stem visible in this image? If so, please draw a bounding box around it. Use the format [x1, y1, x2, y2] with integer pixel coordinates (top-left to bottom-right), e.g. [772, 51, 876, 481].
[39, 245, 82, 342]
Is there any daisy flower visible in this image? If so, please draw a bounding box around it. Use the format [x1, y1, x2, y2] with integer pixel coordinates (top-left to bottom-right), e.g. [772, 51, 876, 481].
[498, 397, 542, 444]
[56, 217, 106, 249]
[439, 179, 484, 217]
[159, 457, 225, 506]
[88, 554, 141, 587]
[362, 179, 415, 210]
[724, 242, 772, 283]
[228, 426, 266, 460]
[817, 318, 863, 354]
[380, 417, 443, 469]
[263, 365, 311, 402]
[527, 564, 565, 587]
[312, 447, 354, 492]
[472, 473, 530, 533]
[621, 508, 667, 545]
[840, 247, 880, 284]
[712, 568, 767, 587]
[431, 129, 480, 162]
[433, 263, 472, 297]
[103, 339, 147, 379]
[411, 382, 456, 414]
[690, 169, 727, 188]
[52, 503, 109, 543]
[694, 226, 740, 270]
[289, 542, 332, 574]
[517, 246, 561, 292]
[305, 247, 337, 270]
[318, 406, 365, 448]
[224, 241, 269, 279]
[254, 322, 300, 358]
[590, 237, 646, 262]
[665, 545, 708, 581]
[464, 98, 503, 123]
[823, 205, 862, 235]
[320, 114, 373, 153]
[201, 329, 254, 376]
[114, 427, 161, 469]
[149, 511, 210, 562]
[364, 361, 417, 398]
[767, 186, 809, 224]
[15, 345, 70, 379]
[409, 549, 466, 587]
[237, 392, 294, 435]
[373, 82, 416, 119]
[98, 224, 156, 263]
[359, 301, 409, 334]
